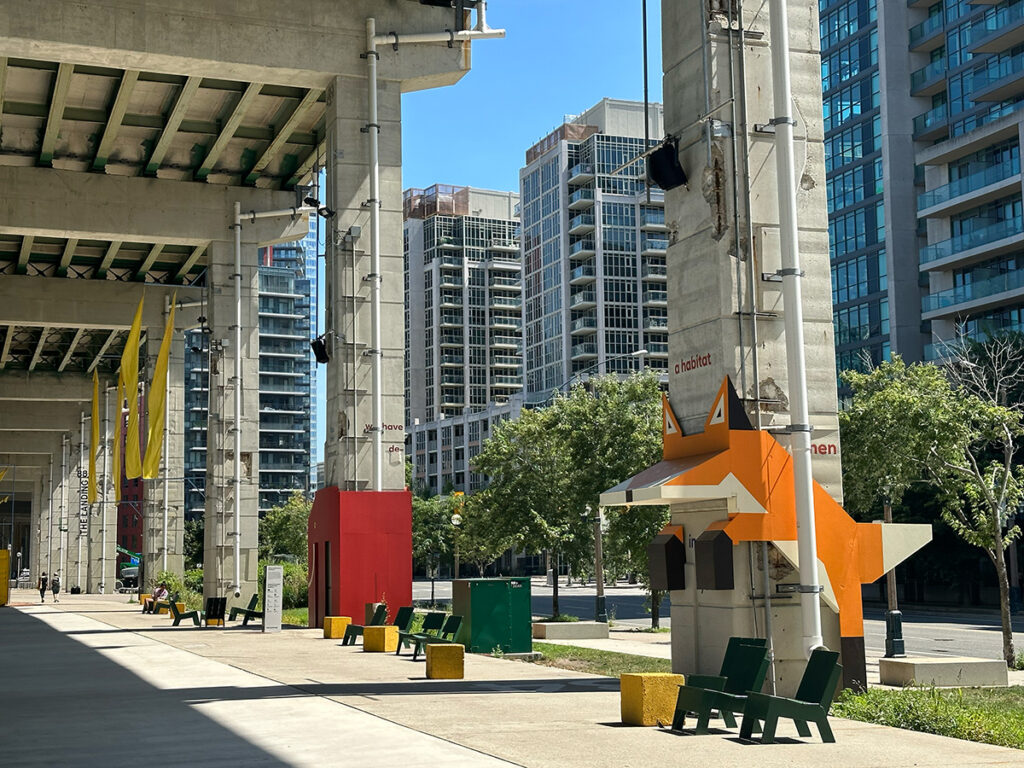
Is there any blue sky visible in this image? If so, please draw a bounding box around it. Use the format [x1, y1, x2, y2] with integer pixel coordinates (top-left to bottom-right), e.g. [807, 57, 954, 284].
[401, 0, 663, 193]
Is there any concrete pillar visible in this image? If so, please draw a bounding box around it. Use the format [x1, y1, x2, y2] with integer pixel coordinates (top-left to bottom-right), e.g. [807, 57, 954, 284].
[203, 238, 260, 605]
[323, 73, 406, 491]
[142, 332, 185, 582]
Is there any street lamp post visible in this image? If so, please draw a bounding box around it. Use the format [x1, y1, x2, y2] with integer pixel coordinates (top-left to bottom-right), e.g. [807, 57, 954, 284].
[553, 348, 649, 398]
[883, 495, 905, 657]
[588, 505, 607, 623]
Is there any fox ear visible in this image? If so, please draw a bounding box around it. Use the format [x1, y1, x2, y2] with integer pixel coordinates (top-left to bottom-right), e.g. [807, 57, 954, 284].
[704, 376, 753, 431]
[663, 394, 686, 460]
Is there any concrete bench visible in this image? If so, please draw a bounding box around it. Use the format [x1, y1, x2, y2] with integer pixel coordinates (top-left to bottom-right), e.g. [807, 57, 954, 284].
[879, 657, 1008, 687]
[532, 621, 609, 640]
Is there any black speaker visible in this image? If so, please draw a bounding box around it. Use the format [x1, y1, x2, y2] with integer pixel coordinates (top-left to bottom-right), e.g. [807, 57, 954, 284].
[694, 529, 734, 590]
[311, 336, 330, 364]
[647, 524, 686, 591]
[647, 138, 688, 191]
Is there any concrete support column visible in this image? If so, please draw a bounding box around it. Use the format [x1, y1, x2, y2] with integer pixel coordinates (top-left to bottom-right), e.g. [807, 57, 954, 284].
[68, 421, 90, 591]
[203, 238, 260, 605]
[323, 73, 406, 491]
[142, 333, 185, 581]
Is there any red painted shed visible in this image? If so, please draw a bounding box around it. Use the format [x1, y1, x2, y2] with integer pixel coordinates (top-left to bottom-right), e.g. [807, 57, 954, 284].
[307, 487, 412, 629]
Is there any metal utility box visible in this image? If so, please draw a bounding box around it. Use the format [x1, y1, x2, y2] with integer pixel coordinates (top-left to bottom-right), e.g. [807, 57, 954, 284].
[452, 577, 532, 654]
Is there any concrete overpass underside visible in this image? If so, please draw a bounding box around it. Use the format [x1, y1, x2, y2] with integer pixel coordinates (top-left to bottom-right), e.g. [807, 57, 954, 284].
[0, 0, 482, 605]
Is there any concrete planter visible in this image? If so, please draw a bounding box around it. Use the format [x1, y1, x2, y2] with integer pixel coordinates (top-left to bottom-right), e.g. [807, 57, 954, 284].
[532, 621, 609, 640]
[879, 656, 1008, 687]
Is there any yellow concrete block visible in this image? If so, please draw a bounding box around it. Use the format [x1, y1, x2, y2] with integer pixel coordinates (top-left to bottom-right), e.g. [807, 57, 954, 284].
[363, 624, 398, 653]
[139, 593, 152, 605]
[323, 616, 352, 639]
[426, 643, 464, 680]
[620, 673, 686, 726]
[206, 618, 224, 626]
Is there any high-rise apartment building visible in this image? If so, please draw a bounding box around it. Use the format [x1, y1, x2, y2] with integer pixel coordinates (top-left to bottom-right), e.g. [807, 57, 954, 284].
[518, 98, 668, 402]
[183, 242, 313, 525]
[403, 184, 521, 493]
[822, 0, 1024, 380]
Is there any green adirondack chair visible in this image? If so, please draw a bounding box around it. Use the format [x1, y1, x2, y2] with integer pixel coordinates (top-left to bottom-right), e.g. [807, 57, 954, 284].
[739, 648, 842, 744]
[341, 603, 389, 646]
[681, 636, 767, 694]
[671, 642, 771, 733]
[411, 615, 463, 660]
[397, 611, 445, 654]
[229, 593, 262, 625]
[168, 600, 201, 627]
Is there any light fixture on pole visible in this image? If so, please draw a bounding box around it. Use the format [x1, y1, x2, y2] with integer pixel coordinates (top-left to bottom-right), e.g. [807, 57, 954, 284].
[556, 348, 648, 396]
[587, 505, 608, 623]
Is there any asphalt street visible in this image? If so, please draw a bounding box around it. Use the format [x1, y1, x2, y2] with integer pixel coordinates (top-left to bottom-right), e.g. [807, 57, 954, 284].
[414, 578, 1024, 661]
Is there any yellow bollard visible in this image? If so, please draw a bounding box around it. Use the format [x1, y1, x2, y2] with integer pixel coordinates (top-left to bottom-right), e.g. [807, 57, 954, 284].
[620, 673, 686, 726]
[425, 644, 464, 679]
[323, 616, 352, 639]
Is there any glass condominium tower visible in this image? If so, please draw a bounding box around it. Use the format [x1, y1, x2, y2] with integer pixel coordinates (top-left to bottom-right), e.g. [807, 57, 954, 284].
[822, 0, 1024, 384]
[519, 98, 668, 402]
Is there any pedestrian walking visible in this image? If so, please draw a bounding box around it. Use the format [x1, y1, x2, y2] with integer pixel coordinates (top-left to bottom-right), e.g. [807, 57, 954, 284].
[37, 572, 48, 603]
[51, 573, 60, 603]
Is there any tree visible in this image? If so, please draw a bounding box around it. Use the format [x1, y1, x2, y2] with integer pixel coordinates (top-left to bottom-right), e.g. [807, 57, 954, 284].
[183, 515, 204, 569]
[473, 371, 664, 620]
[258, 491, 312, 562]
[458, 490, 515, 576]
[842, 355, 1023, 665]
[412, 493, 455, 577]
[604, 504, 670, 625]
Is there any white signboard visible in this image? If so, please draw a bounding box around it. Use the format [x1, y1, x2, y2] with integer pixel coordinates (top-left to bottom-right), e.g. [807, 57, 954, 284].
[77, 469, 89, 534]
[263, 565, 283, 633]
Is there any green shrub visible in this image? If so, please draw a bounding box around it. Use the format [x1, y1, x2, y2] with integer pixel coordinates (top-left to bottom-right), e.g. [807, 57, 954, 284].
[184, 568, 204, 594]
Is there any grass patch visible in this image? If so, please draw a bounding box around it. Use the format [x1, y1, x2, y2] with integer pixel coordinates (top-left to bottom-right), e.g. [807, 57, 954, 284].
[629, 626, 671, 634]
[536, 614, 579, 622]
[282, 607, 308, 627]
[530, 642, 672, 677]
[833, 686, 1024, 750]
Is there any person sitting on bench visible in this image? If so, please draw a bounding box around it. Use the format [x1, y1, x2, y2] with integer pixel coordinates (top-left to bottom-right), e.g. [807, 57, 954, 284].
[143, 582, 169, 614]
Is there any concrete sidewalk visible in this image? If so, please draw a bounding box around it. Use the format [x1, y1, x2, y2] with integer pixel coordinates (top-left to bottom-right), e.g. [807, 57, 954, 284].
[2, 591, 1021, 767]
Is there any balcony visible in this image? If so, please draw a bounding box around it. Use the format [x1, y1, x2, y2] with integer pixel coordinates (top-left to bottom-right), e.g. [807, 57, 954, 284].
[643, 290, 668, 305]
[910, 59, 948, 97]
[439, 274, 462, 288]
[491, 375, 523, 387]
[568, 188, 595, 209]
[490, 238, 519, 253]
[917, 158, 1021, 214]
[920, 216, 1024, 267]
[440, 311, 462, 327]
[441, 353, 464, 366]
[641, 236, 669, 255]
[490, 295, 522, 310]
[569, 213, 595, 235]
[490, 355, 521, 368]
[570, 341, 598, 360]
[441, 374, 465, 386]
[569, 264, 597, 284]
[645, 342, 669, 355]
[439, 294, 463, 308]
[922, 268, 1024, 317]
[440, 393, 465, 407]
[641, 264, 667, 280]
[571, 315, 598, 335]
[970, 1, 1024, 53]
[487, 256, 521, 271]
[491, 335, 520, 349]
[909, 13, 945, 51]
[440, 333, 464, 347]
[568, 162, 595, 184]
[489, 275, 520, 289]
[438, 255, 463, 269]
[569, 239, 596, 258]
[490, 315, 522, 329]
[640, 211, 668, 230]
[972, 51, 1024, 102]
[569, 289, 597, 309]
[912, 103, 949, 141]
[644, 315, 668, 331]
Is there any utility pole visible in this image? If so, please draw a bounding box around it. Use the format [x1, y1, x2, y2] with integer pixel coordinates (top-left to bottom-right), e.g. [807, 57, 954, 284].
[590, 505, 607, 623]
[883, 496, 905, 657]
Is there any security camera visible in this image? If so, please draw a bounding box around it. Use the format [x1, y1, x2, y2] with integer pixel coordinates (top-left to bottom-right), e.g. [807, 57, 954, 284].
[303, 195, 321, 208]
[234, 589, 241, 598]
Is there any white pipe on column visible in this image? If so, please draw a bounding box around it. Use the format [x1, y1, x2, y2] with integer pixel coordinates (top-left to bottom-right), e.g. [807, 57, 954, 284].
[768, 0, 823, 656]
[60, 433, 67, 584]
[78, 411, 84, 589]
[232, 200, 243, 594]
[366, 18, 384, 492]
[46, 455, 53, 576]
[162, 321, 170, 573]
[101, 385, 109, 593]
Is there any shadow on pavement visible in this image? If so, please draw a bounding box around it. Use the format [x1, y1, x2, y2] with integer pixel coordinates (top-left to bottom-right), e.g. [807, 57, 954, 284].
[0, 607, 292, 768]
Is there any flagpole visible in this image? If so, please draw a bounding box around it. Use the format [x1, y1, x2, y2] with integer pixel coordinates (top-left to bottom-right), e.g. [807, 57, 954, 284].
[101, 384, 109, 593]
[78, 411, 84, 590]
[162, 339, 169, 572]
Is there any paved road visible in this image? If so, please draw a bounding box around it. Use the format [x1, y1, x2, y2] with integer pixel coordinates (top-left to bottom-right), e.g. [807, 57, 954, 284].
[415, 579, 1024, 660]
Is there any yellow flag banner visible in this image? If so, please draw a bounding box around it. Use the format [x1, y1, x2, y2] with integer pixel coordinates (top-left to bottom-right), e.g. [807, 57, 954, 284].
[143, 294, 176, 479]
[88, 370, 99, 504]
[113, 371, 123, 503]
[122, 295, 144, 479]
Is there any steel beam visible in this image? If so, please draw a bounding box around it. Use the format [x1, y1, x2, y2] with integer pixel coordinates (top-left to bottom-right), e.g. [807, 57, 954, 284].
[174, 244, 207, 283]
[56, 328, 85, 372]
[135, 243, 164, 280]
[57, 238, 78, 275]
[92, 69, 140, 172]
[38, 62, 73, 167]
[194, 81, 262, 181]
[245, 88, 322, 185]
[145, 75, 200, 176]
[17, 235, 33, 273]
[28, 327, 50, 371]
[96, 240, 121, 278]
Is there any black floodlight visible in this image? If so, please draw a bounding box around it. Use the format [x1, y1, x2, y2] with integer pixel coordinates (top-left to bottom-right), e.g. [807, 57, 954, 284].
[317, 206, 336, 220]
[311, 335, 330, 364]
[647, 137, 688, 191]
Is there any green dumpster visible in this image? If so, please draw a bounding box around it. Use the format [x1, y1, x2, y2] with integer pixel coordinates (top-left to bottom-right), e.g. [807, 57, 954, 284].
[452, 577, 532, 654]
